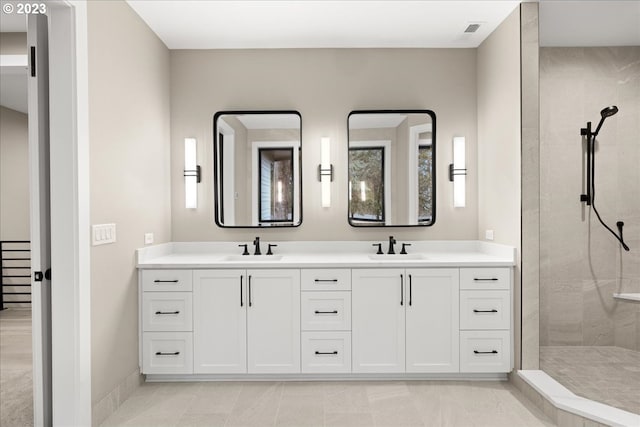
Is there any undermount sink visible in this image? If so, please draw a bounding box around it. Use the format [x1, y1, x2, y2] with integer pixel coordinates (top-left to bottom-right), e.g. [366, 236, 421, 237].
[368, 254, 427, 261]
[221, 255, 284, 262]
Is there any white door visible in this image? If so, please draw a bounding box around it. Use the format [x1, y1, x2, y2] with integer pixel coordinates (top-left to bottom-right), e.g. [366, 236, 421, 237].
[406, 268, 460, 372]
[352, 269, 405, 373]
[27, 14, 52, 426]
[193, 270, 246, 373]
[247, 269, 300, 373]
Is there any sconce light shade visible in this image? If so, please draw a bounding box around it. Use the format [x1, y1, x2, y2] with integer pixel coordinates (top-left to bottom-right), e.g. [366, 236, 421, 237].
[184, 137, 200, 209]
[319, 137, 333, 208]
[450, 136, 466, 208]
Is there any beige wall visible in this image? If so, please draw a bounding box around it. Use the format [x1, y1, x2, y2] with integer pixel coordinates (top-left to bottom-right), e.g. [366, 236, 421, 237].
[0, 106, 30, 240]
[539, 46, 640, 351]
[0, 32, 27, 54]
[170, 48, 478, 241]
[87, 0, 171, 417]
[477, 8, 522, 365]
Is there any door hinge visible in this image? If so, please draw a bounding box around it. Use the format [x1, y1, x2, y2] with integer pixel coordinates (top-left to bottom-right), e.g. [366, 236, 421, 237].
[30, 46, 36, 77]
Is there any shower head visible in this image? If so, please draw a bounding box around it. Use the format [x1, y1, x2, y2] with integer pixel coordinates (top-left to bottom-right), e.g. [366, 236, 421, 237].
[600, 106, 618, 118]
[594, 105, 619, 136]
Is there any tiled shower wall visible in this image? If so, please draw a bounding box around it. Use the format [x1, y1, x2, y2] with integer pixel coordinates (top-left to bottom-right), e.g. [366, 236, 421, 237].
[540, 47, 640, 350]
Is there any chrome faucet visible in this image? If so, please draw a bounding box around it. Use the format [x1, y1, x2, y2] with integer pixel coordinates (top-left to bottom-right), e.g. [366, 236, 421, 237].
[253, 237, 262, 255]
[387, 236, 396, 255]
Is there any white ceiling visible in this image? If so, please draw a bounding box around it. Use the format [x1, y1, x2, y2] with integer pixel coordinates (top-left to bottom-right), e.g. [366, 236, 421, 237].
[0, 7, 27, 32]
[0, 56, 28, 113]
[349, 114, 407, 130]
[126, 1, 523, 49]
[236, 114, 300, 129]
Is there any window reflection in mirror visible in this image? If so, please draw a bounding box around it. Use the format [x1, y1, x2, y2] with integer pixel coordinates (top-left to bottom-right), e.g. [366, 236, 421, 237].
[214, 111, 302, 228]
[348, 110, 436, 227]
[258, 148, 294, 223]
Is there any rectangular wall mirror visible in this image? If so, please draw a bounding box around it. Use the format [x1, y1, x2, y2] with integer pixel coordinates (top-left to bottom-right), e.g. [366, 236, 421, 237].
[348, 110, 436, 227]
[214, 111, 302, 227]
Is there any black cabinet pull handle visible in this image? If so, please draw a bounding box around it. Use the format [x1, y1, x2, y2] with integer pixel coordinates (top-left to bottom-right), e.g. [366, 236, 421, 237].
[473, 350, 498, 354]
[154, 279, 179, 283]
[473, 278, 498, 281]
[400, 274, 404, 306]
[314, 310, 338, 314]
[314, 279, 338, 283]
[240, 276, 244, 307]
[473, 309, 498, 313]
[409, 274, 412, 306]
[315, 351, 338, 355]
[248, 275, 252, 307]
[155, 351, 180, 356]
[155, 311, 179, 315]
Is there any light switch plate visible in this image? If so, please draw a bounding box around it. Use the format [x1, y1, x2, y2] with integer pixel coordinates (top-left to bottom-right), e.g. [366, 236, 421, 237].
[144, 233, 154, 245]
[92, 223, 116, 246]
[485, 230, 494, 241]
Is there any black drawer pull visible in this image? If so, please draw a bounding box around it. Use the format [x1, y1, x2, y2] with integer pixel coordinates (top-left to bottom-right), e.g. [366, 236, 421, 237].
[155, 310, 180, 315]
[315, 351, 338, 355]
[473, 350, 498, 354]
[473, 278, 498, 281]
[154, 279, 179, 283]
[473, 309, 498, 313]
[314, 279, 338, 282]
[314, 310, 338, 314]
[155, 351, 180, 356]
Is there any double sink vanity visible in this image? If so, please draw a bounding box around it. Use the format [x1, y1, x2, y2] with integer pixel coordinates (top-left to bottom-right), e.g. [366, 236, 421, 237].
[137, 240, 515, 381]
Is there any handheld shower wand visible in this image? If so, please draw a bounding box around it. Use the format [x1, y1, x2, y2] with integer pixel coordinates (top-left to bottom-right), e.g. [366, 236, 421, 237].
[580, 105, 630, 251]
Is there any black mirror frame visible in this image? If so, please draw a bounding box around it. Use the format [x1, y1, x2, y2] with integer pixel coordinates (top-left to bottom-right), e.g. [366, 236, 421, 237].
[347, 109, 436, 228]
[213, 110, 303, 229]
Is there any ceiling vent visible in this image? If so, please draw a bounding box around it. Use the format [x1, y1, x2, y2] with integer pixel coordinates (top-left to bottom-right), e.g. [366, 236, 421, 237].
[464, 24, 481, 33]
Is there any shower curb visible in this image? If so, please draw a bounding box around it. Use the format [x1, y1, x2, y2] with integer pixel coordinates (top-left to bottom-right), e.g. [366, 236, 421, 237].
[512, 370, 640, 427]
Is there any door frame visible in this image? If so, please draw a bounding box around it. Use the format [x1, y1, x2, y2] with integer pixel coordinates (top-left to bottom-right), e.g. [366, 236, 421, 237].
[30, 1, 91, 425]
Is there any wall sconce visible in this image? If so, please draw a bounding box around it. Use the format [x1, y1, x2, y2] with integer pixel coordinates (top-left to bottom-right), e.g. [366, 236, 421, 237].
[184, 137, 201, 209]
[318, 137, 333, 207]
[449, 136, 466, 208]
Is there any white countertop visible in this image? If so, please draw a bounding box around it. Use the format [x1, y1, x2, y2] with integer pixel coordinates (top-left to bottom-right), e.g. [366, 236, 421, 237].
[137, 241, 516, 269]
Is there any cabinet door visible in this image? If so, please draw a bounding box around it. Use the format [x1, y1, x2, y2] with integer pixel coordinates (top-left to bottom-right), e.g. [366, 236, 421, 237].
[405, 268, 459, 373]
[352, 269, 405, 373]
[247, 269, 300, 373]
[193, 270, 246, 374]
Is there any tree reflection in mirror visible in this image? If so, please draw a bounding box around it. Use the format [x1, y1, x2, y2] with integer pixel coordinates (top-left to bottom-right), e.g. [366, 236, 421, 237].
[347, 110, 436, 227]
[349, 147, 385, 222]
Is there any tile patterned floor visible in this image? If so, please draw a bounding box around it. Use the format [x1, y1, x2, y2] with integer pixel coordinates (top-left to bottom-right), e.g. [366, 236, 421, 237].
[101, 380, 555, 427]
[540, 346, 640, 415]
[0, 308, 33, 427]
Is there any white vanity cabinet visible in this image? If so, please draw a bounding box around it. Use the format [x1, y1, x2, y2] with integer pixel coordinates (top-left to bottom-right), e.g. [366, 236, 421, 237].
[193, 270, 247, 373]
[192, 269, 301, 374]
[352, 269, 405, 372]
[137, 244, 514, 379]
[405, 269, 460, 373]
[246, 269, 301, 373]
[459, 268, 512, 373]
[300, 269, 352, 373]
[140, 270, 194, 375]
[352, 268, 459, 373]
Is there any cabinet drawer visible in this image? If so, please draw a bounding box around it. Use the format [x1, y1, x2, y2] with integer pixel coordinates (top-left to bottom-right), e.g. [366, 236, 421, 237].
[142, 269, 192, 292]
[142, 292, 193, 332]
[460, 330, 510, 373]
[301, 269, 351, 291]
[460, 290, 510, 330]
[460, 268, 510, 290]
[302, 332, 351, 373]
[142, 332, 193, 374]
[301, 291, 351, 331]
